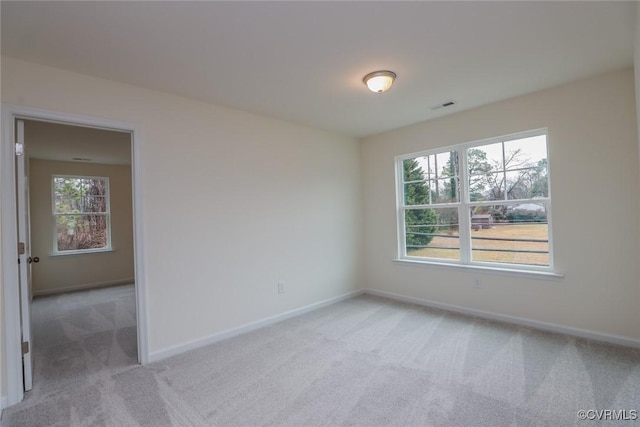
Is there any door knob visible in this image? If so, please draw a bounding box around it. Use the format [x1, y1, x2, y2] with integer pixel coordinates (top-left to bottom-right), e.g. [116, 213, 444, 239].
[33, 257, 40, 263]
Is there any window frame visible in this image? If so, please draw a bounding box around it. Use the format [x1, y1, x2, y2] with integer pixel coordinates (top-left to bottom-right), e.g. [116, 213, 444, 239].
[51, 174, 112, 255]
[395, 128, 555, 273]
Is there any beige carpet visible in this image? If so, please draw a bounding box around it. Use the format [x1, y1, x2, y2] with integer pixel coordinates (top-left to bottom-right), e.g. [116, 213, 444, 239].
[6, 285, 138, 418]
[3, 290, 640, 426]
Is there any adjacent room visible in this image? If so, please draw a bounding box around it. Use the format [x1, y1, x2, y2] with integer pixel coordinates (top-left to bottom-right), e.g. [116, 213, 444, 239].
[24, 120, 138, 399]
[1, 1, 639, 426]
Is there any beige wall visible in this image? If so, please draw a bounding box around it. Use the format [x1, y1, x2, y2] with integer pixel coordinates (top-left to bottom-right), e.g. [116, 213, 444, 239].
[0, 57, 363, 371]
[361, 68, 640, 341]
[28, 159, 134, 295]
[0, 179, 2, 405]
[635, 3, 640, 341]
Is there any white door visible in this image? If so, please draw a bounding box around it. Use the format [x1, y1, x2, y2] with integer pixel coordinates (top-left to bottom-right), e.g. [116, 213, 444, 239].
[16, 119, 33, 391]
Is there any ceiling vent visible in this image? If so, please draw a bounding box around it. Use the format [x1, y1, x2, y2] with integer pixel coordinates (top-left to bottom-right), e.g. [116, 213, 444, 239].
[431, 101, 456, 110]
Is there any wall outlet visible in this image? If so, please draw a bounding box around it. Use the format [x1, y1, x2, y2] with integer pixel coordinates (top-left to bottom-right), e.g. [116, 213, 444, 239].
[278, 282, 285, 294]
[473, 278, 481, 289]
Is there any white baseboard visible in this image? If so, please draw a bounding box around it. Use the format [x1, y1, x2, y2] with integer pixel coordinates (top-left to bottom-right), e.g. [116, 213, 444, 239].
[33, 278, 135, 297]
[147, 285, 640, 364]
[149, 289, 365, 362]
[365, 289, 640, 349]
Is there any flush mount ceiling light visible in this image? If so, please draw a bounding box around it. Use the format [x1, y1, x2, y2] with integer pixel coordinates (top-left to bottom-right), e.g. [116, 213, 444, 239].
[363, 70, 396, 93]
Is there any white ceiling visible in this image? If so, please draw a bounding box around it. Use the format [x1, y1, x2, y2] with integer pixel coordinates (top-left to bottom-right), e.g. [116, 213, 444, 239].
[2, 1, 637, 138]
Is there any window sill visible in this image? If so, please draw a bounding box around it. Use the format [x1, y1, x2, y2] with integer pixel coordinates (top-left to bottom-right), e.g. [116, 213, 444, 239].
[393, 258, 564, 280]
[49, 248, 116, 257]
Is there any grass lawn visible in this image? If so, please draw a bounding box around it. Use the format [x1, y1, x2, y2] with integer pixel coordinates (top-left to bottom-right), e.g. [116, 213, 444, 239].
[407, 223, 549, 266]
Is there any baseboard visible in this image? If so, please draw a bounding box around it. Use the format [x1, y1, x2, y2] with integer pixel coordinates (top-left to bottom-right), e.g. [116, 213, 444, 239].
[365, 289, 640, 349]
[33, 278, 135, 297]
[149, 289, 365, 363]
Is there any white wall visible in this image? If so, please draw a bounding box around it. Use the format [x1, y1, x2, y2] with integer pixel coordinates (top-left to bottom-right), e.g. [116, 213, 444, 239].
[361, 68, 640, 342]
[0, 57, 362, 375]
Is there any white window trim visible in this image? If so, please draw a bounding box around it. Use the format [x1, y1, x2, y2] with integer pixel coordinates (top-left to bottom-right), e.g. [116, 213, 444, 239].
[51, 174, 112, 254]
[49, 248, 116, 257]
[395, 128, 555, 274]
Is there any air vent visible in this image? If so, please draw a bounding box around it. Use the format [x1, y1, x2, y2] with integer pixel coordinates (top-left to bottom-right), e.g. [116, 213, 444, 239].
[72, 157, 92, 161]
[431, 100, 456, 110]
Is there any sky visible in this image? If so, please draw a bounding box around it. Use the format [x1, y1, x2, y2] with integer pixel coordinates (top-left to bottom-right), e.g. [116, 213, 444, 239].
[412, 134, 547, 179]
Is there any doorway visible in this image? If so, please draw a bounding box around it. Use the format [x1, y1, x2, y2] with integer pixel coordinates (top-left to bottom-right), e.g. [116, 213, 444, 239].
[1, 107, 148, 407]
[26, 119, 138, 395]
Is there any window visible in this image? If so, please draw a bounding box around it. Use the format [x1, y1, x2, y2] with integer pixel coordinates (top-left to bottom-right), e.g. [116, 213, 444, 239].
[52, 175, 111, 253]
[396, 129, 552, 271]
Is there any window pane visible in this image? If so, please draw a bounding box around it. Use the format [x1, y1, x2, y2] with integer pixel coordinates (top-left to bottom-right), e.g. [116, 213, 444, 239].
[83, 195, 108, 213]
[505, 170, 531, 200]
[467, 147, 494, 185]
[56, 214, 108, 251]
[406, 208, 459, 260]
[501, 135, 549, 200]
[482, 172, 505, 200]
[404, 152, 460, 205]
[504, 169, 548, 200]
[504, 135, 547, 170]
[435, 151, 459, 203]
[467, 144, 504, 201]
[404, 179, 460, 206]
[469, 136, 550, 202]
[467, 148, 493, 201]
[54, 196, 80, 214]
[403, 158, 427, 182]
[469, 143, 502, 172]
[470, 204, 549, 266]
[404, 181, 430, 205]
[431, 178, 459, 204]
[54, 177, 108, 214]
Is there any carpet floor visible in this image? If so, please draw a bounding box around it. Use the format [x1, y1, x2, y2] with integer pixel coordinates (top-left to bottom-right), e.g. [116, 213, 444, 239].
[3, 291, 639, 426]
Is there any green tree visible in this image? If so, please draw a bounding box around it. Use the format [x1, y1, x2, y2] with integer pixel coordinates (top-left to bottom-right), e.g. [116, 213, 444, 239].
[440, 149, 493, 202]
[528, 158, 548, 198]
[403, 159, 437, 250]
[466, 149, 492, 201]
[54, 177, 108, 250]
[443, 150, 459, 202]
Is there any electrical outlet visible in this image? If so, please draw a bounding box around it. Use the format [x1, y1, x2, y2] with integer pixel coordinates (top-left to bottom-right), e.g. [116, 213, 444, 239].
[473, 278, 481, 289]
[278, 282, 285, 294]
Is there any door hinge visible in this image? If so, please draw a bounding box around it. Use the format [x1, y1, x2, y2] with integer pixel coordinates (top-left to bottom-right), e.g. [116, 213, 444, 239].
[18, 242, 25, 255]
[22, 341, 29, 355]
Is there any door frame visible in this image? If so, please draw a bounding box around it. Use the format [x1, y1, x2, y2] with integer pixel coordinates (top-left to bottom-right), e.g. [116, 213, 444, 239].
[15, 119, 33, 392]
[1, 105, 149, 407]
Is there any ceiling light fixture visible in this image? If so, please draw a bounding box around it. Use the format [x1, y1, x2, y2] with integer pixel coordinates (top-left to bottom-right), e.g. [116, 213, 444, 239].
[363, 70, 396, 93]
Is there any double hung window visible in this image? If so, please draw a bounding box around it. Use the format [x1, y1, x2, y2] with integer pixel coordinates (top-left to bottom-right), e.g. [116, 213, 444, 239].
[396, 129, 552, 271]
[52, 175, 111, 253]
